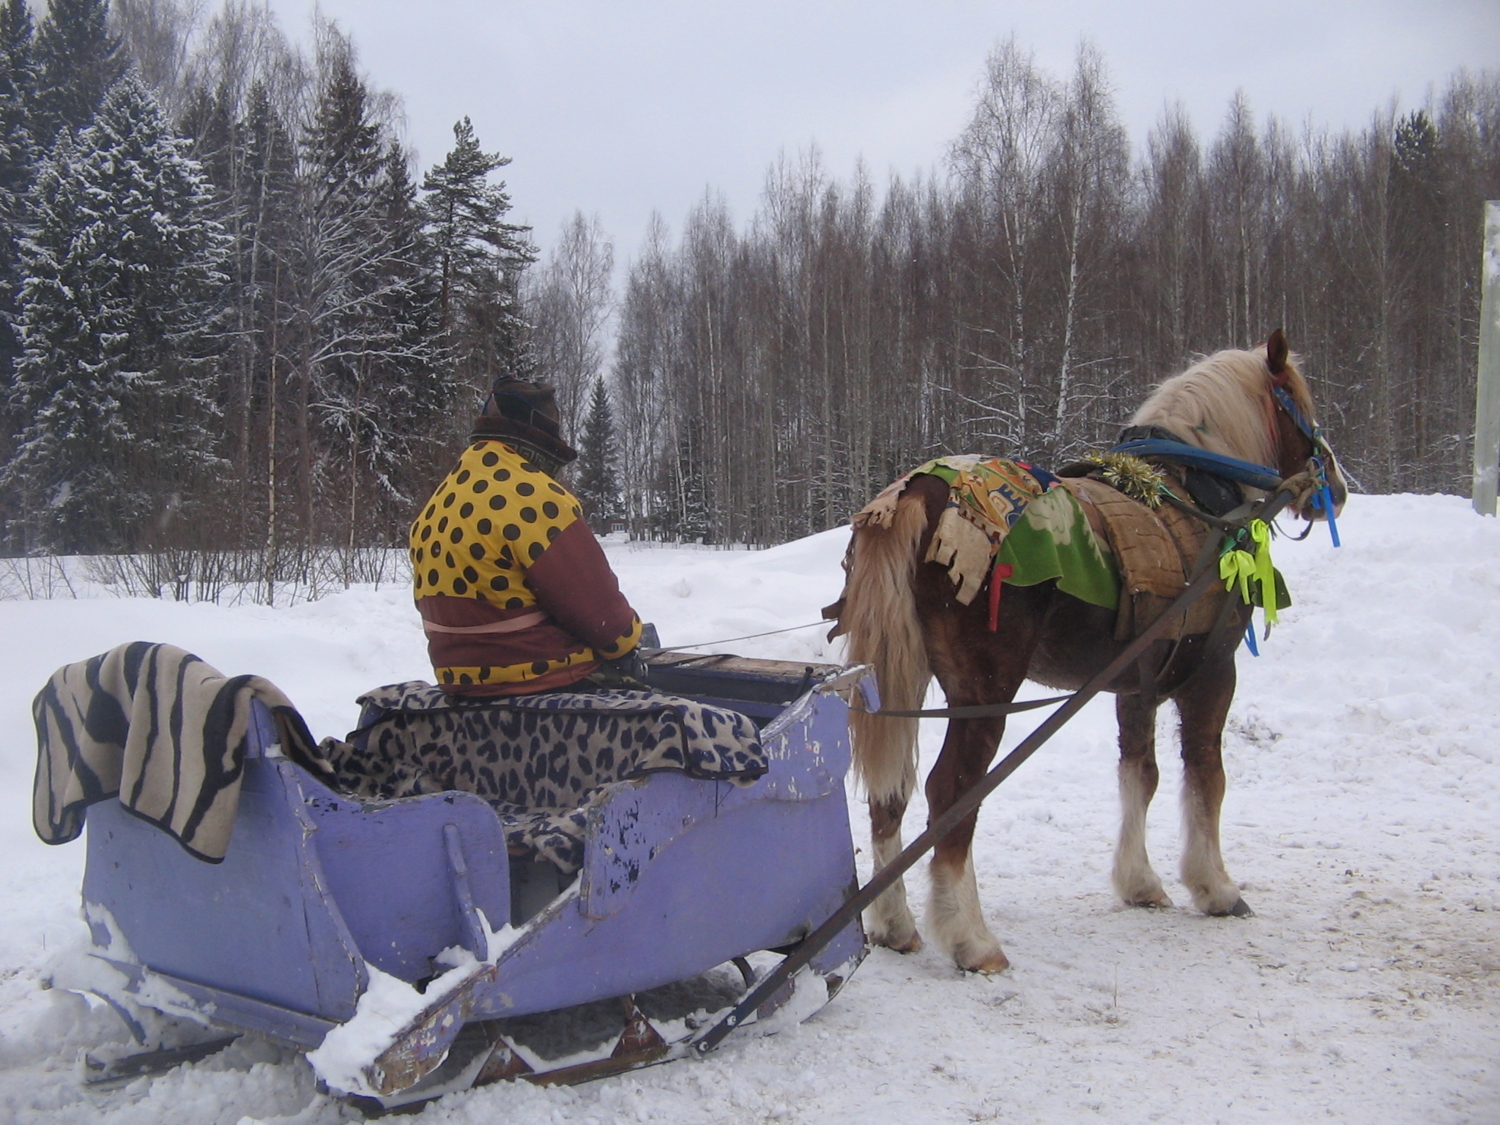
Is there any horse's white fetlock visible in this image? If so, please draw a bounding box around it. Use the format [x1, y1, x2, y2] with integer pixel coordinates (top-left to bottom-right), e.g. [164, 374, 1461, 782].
[1115, 764, 1169, 906]
[1115, 867, 1174, 908]
[867, 885, 923, 953]
[928, 854, 1008, 973]
[1184, 874, 1242, 916]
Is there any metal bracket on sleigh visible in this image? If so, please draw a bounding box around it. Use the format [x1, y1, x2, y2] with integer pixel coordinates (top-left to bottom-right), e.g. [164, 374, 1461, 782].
[75, 658, 874, 1110]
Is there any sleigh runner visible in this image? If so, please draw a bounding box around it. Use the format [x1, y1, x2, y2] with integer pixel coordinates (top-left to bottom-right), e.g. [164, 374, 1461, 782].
[53, 648, 871, 1108]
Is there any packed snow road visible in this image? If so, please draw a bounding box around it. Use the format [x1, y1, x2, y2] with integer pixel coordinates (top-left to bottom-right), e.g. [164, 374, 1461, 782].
[0, 494, 1496, 1124]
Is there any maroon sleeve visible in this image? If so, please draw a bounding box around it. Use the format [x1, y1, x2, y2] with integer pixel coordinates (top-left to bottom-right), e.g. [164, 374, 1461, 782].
[525, 518, 643, 658]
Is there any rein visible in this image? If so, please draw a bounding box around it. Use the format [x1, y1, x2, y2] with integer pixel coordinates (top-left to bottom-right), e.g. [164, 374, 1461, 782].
[861, 693, 1075, 719]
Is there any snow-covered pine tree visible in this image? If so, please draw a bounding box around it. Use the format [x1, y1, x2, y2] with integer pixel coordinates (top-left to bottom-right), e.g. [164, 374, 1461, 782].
[0, 0, 37, 221]
[332, 140, 447, 549]
[420, 116, 534, 389]
[3, 72, 230, 553]
[33, 0, 124, 143]
[0, 0, 34, 101]
[166, 76, 300, 553]
[374, 141, 447, 437]
[0, 0, 37, 433]
[0, 0, 33, 550]
[234, 79, 298, 530]
[575, 376, 623, 526]
[289, 41, 443, 547]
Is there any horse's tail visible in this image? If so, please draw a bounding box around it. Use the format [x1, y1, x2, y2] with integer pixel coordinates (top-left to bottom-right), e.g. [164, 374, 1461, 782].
[842, 493, 932, 805]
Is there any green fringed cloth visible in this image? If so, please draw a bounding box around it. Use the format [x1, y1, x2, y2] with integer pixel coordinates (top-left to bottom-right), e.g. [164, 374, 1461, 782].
[854, 455, 1118, 611]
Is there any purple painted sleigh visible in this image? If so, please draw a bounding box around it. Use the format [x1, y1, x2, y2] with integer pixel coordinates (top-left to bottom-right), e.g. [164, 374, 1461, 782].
[79, 653, 871, 1107]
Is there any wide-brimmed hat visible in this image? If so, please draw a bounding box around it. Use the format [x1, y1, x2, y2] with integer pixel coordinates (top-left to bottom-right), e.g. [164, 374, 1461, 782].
[471, 377, 577, 465]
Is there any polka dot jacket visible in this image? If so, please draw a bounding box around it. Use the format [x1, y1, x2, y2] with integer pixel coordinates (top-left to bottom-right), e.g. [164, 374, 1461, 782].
[410, 440, 643, 695]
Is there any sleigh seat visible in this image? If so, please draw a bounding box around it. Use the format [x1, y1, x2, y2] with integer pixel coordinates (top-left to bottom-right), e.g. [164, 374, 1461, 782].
[314, 681, 768, 875]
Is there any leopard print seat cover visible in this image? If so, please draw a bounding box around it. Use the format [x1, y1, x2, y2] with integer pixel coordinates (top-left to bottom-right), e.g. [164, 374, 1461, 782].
[314, 682, 765, 873]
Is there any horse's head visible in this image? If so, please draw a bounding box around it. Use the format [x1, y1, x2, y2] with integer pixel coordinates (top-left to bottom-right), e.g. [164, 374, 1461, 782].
[1131, 330, 1347, 524]
[1263, 329, 1347, 523]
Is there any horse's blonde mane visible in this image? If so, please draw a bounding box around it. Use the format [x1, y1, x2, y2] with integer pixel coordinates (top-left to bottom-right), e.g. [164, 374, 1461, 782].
[1131, 344, 1315, 468]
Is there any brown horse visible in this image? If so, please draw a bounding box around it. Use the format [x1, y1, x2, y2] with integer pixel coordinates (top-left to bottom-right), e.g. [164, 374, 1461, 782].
[832, 332, 1347, 972]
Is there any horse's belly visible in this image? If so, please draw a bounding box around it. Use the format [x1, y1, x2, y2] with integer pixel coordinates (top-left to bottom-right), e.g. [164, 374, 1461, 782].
[1031, 591, 1144, 693]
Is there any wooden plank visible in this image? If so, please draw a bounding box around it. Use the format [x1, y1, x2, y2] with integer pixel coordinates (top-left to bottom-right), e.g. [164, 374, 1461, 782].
[1475, 200, 1500, 517]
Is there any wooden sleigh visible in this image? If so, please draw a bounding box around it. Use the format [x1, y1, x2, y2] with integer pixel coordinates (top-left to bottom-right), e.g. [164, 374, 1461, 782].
[77, 652, 871, 1110]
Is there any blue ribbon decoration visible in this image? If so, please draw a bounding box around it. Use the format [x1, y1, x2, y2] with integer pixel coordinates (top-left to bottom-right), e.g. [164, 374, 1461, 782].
[1308, 455, 1341, 547]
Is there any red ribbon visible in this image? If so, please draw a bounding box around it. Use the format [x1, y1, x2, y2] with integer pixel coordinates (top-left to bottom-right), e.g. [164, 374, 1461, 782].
[988, 561, 1014, 631]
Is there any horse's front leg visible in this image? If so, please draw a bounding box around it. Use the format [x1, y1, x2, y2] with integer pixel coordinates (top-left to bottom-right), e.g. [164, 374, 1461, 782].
[925, 715, 1010, 973]
[867, 781, 923, 953]
[1174, 658, 1252, 916]
[1114, 691, 1172, 907]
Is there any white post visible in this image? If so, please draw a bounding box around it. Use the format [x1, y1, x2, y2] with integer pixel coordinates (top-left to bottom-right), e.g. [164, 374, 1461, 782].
[1475, 201, 1500, 517]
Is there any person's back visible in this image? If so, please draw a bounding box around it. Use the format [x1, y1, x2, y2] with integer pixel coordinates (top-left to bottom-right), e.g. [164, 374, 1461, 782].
[410, 378, 642, 696]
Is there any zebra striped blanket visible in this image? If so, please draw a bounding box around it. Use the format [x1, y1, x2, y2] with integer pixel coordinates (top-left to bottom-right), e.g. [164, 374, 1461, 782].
[32, 642, 317, 862]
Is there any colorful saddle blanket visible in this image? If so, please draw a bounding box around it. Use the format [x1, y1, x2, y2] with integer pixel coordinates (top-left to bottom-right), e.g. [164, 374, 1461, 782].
[312, 683, 765, 874]
[854, 455, 1118, 611]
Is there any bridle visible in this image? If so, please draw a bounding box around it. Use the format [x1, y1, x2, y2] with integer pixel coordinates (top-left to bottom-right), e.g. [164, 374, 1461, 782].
[1268, 373, 1341, 544]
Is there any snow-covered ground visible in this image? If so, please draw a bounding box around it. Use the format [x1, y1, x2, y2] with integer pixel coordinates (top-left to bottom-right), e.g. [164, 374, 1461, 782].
[0, 494, 1497, 1124]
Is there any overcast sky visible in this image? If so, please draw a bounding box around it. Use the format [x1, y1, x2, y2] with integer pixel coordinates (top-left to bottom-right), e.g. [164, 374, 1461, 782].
[264, 0, 1500, 266]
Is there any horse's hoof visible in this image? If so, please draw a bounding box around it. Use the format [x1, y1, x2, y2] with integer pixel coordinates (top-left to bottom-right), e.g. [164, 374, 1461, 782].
[1126, 890, 1174, 909]
[1203, 896, 1254, 917]
[955, 944, 1010, 974]
[960, 954, 1008, 978]
[873, 930, 924, 954]
[888, 933, 925, 954]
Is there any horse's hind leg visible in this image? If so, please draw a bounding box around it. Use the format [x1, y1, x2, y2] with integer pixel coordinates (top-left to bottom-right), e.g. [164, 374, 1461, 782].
[867, 767, 923, 953]
[1113, 692, 1173, 907]
[918, 582, 1048, 973]
[1174, 660, 1251, 916]
[925, 714, 1012, 973]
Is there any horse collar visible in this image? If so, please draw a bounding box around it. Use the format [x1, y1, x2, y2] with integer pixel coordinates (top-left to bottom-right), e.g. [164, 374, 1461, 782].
[1113, 425, 1246, 517]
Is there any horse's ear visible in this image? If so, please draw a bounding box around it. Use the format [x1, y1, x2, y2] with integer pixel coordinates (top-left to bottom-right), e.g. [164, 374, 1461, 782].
[1266, 328, 1289, 385]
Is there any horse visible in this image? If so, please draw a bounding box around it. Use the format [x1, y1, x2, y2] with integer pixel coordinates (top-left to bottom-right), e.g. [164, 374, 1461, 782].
[830, 331, 1347, 973]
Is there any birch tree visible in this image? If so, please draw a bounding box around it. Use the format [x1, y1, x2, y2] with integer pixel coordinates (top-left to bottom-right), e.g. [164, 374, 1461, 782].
[526, 211, 615, 441]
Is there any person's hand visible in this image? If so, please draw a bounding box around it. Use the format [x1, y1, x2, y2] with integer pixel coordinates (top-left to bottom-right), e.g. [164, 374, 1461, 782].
[605, 650, 650, 685]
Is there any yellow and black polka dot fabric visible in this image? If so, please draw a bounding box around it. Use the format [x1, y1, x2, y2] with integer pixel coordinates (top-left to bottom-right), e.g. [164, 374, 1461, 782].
[410, 441, 582, 610]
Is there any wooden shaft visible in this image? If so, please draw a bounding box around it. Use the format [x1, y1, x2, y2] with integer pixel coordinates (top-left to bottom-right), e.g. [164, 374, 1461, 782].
[1474, 201, 1500, 517]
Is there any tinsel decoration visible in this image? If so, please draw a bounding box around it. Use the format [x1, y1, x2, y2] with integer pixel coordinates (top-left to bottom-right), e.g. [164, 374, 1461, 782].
[1079, 452, 1168, 508]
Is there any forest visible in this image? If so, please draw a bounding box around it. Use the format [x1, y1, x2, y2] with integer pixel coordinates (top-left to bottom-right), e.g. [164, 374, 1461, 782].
[1, 1, 1497, 589]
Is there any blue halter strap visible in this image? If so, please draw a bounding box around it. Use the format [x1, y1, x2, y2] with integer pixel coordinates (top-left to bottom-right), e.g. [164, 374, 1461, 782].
[1271, 384, 1342, 547]
[1271, 385, 1318, 443]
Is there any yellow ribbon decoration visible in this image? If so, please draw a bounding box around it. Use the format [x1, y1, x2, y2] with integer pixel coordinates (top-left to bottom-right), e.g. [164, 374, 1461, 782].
[1221, 519, 1280, 643]
[1220, 548, 1256, 604]
[1248, 519, 1277, 627]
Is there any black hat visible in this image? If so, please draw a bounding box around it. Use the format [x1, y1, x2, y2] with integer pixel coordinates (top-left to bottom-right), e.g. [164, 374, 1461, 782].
[471, 378, 577, 465]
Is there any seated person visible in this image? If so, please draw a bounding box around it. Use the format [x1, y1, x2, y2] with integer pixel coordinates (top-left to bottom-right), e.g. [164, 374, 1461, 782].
[410, 377, 644, 696]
